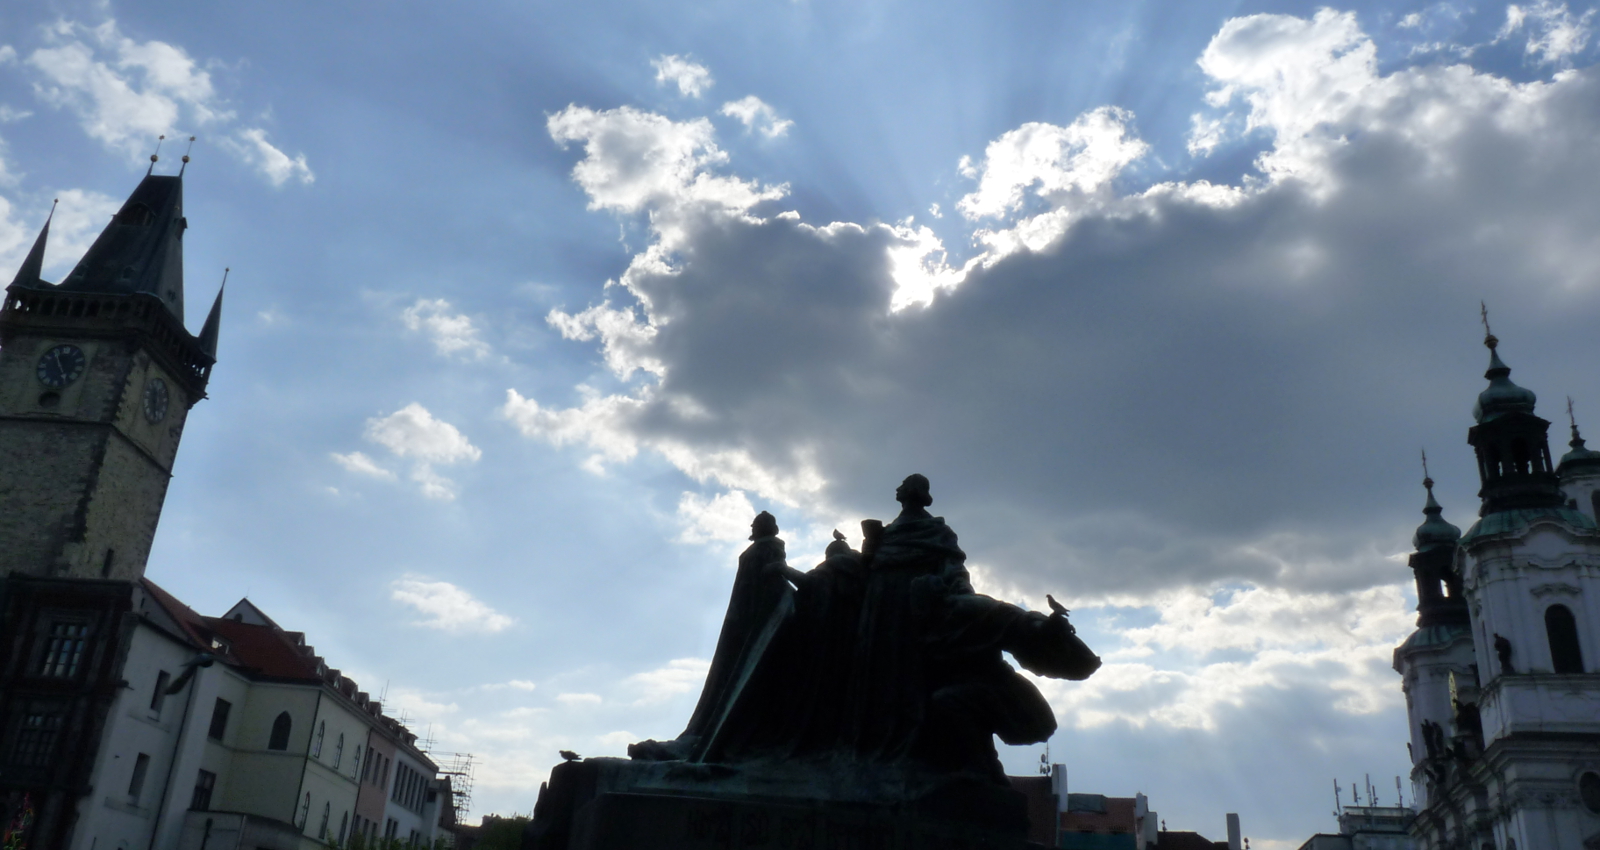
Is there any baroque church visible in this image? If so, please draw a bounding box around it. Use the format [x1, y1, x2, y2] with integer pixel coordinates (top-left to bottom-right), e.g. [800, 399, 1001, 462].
[0, 168, 455, 849]
[1395, 329, 1600, 849]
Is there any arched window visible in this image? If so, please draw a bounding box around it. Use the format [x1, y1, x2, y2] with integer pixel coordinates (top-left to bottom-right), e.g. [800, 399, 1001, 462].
[339, 811, 349, 844]
[318, 801, 330, 838]
[268, 711, 292, 750]
[312, 720, 325, 758]
[297, 792, 310, 828]
[333, 733, 345, 768]
[1547, 604, 1585, 673]
[353, 745, 362, 778]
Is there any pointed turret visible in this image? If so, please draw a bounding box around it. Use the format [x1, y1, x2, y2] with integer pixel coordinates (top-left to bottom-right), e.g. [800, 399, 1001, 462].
[1409, 468, 1468, 628]
[9, 201, 55, 290]
[1465, 330, 1564, 516]
[57, 172, 187, 320]
[197, 271, 225, 358]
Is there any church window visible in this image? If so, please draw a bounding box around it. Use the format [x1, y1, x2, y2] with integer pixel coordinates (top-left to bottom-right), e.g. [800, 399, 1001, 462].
[353, 745, 362, 778]
[339, 811, 349, 844]
[312, 720, 325, 757]
[1581, 772, 1600, 814]
[333, 732, 344, 768]
[1512, 438, 1531, 475]
[39, 621, 89, 678]
[297, 792, 310, 829]
[208, 698, 231, 740]
[1546, 605, 1584, 673]
[318, 801, 331, 838]
[268, 711, 292, 750]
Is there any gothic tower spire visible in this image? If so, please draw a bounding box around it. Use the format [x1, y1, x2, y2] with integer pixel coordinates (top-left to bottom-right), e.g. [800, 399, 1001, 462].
[56, 172, 187, 320]
[1466, 324, 1563, 516]
[9, 199, 55, 290]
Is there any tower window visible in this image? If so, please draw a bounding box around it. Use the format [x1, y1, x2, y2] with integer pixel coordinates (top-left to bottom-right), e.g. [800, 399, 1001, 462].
[12, 713, 64, 766]
[268, 711, 292, 750]
[1546, 604, 1585, 673]
[39, 622, 89, 678]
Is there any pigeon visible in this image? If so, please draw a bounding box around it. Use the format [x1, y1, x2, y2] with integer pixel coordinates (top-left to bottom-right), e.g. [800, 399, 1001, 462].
[559, 750, 581, 762]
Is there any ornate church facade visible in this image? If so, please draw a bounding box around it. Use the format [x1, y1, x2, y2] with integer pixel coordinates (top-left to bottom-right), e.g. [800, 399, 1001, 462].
[1394, 330, 1600, 849]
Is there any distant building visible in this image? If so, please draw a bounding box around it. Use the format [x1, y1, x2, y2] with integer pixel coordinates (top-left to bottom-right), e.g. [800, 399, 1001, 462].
[1296, 805, 1414, 850]
[0, 171, 456, 848]
[1392, 329, 1600, 848]
[1038, 765, 1242, 850]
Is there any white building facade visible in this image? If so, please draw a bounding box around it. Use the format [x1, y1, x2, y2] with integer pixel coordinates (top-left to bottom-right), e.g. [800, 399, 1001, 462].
[1394, 332, 1600, 849]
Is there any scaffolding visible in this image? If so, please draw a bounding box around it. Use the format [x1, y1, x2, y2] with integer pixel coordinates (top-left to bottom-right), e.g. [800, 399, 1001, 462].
[432, 751, 476, 822]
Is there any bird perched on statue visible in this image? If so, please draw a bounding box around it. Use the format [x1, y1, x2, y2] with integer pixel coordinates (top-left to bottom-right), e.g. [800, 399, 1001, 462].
[559, 750, 581, 762]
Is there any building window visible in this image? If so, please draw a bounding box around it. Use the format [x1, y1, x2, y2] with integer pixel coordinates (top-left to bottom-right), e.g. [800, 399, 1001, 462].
[318, 801, 331, 839]
[39, 622, 89, 678]
[208, 698, 231, 740]
[312, 720, 325, 758]
[1547, 604, 1585, 674]
[191, 769, 215, 810]
[352, 744, 362, 778]
[297, 792, 310, 829]
[11, 713, 63, 766]
[150, 671, 171, 713]
[128, 752, 151, 801]
[338, 811, 349, 844]
[268, 711, 292, 750]
[333, 733, 344, 768]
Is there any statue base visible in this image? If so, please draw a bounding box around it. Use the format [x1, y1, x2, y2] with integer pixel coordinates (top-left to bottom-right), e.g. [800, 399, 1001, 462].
[526, 758, 1051, 850]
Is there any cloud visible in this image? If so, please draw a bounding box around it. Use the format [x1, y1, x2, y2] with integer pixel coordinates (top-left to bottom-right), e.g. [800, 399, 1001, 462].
[956, 107, 1149, 221]
[651, 54, 712, 97]
[720, 95, 792, 138]
[331, 450, 396, 480]
[338, 403, 481, 499]
[218, 127, 314, 186]
[1498, 1, 1596, 65]
[676, 490, 758, 544]
[624, 658, 711, 705]
[22, 19, 311, 185]
[555, 692, 603, 706]
[402, 297, 491, 360]
[365, 403, 481, 464]
[390, 577, 515, 633]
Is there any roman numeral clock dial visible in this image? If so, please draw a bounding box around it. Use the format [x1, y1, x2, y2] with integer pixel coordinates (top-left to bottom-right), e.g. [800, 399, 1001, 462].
[36, 344, 86, 388]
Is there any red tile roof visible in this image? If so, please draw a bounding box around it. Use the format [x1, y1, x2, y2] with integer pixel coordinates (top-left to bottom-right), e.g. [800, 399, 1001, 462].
[204, 617, 321, 682]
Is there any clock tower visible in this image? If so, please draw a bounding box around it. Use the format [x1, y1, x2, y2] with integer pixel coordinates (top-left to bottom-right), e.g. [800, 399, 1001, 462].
[0, 170, 222, 580]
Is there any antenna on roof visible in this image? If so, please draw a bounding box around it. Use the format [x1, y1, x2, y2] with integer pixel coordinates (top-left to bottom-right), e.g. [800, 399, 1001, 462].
[148, 134, 166, 175]
[1333, 778, 1342, 816]
[180, 136, 196, 176]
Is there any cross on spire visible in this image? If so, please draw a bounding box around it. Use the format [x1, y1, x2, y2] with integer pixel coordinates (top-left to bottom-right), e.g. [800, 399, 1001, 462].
[1480, 301, 1497, 348]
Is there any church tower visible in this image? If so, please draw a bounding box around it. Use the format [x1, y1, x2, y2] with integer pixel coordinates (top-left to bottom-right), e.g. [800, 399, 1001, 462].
[1402, 327, 1600, 849]
[0, 170, 222, 580]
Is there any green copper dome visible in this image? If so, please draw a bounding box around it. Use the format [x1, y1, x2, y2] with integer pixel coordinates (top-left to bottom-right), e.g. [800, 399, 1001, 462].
[1472, 336, 1537, 423]
[1413, 479, 1461, 552]
[1559, 419, 1600, 473]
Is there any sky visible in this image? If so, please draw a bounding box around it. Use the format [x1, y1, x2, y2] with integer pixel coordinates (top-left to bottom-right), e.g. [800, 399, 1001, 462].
[3, 0, 1600, 845]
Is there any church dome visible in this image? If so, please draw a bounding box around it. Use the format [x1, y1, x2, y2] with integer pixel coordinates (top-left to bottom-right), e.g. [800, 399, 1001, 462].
[1472, 336, 1537, 423]
[1559, 422, 1600, 474]
[1413, 479, 1461, 552]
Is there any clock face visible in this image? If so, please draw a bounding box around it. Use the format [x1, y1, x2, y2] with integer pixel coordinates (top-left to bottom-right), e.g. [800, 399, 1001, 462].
[143, 377, 169, 423]
[36, 344, 87, 388]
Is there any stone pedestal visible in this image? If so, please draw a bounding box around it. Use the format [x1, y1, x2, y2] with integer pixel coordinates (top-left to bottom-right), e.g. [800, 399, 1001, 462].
[527, 759, 1051, 850]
